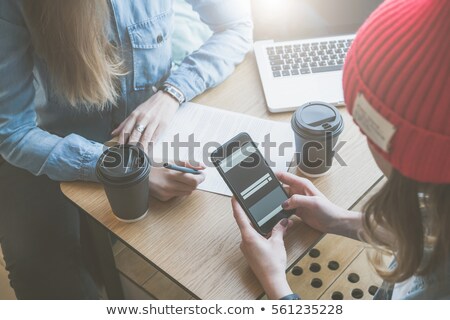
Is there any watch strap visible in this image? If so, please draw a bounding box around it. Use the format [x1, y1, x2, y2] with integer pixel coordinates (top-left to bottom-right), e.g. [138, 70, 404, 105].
[162, 83, 185, 105]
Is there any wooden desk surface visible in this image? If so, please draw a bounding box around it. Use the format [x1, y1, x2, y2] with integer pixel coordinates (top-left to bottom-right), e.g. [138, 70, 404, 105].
[61, 53, 382, 300]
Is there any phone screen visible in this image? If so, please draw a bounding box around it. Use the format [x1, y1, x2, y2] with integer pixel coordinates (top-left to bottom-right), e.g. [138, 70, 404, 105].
[216, 142, 289, 228]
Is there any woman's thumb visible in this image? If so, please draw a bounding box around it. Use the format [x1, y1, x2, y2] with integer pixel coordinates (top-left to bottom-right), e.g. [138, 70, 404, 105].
[271, 218, 292, 241]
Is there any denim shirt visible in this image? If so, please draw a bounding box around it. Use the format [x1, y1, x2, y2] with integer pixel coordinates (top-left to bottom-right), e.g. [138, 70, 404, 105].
[0, 0, 253, 181]
[373, 257, 450, 300]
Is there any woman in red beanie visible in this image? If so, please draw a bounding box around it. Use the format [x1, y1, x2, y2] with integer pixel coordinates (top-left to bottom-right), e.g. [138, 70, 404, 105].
[232, 0, 450, 299]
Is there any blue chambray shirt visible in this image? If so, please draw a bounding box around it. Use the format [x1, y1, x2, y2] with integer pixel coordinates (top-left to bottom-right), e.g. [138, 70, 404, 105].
[0, 0, 253, 182]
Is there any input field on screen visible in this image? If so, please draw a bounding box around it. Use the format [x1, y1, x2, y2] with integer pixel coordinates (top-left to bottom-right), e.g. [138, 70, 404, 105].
[258, 205, 282, 226]
[220, 145, 257, 173]
[241, 173, 272, 200]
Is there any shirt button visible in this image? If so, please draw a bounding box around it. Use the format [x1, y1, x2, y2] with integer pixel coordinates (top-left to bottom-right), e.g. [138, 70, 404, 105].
[157, 35, 164, 44]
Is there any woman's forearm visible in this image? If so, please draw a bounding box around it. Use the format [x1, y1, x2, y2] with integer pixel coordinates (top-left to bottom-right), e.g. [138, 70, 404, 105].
[166, 0, 253, 101]
[332, 210, 394, 245]
[332, 210, 364, 241]
[260, 274, 293, 300]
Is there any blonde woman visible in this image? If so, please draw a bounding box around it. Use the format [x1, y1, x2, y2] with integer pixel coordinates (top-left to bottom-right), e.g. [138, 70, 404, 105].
[232, 0, 449, 300]
[0, 0, 252, 298]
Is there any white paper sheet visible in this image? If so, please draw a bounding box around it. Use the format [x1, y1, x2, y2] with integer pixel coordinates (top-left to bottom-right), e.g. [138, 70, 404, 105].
[152, 103, 295, 196]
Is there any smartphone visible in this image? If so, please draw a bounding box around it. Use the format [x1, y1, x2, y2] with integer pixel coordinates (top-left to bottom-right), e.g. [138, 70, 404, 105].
[211, 132, 294, 235]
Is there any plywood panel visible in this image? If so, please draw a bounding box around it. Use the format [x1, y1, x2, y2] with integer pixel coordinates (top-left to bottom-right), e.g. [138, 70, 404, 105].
[143, 272, 193, 300]
[115, 246, 158, 286]
[320, 251, 383, 300]
[287, 235, 364, 299]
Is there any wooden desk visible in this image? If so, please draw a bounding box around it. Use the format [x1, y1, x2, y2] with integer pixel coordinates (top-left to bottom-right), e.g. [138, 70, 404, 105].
[61, 53, 382, 300]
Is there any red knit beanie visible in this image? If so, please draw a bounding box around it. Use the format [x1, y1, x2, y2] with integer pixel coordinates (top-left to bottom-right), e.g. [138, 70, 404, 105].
[343, 0, 450, 184]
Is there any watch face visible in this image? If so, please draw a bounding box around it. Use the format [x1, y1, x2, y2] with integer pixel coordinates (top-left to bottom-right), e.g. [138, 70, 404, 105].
[163, 84, 185, 104]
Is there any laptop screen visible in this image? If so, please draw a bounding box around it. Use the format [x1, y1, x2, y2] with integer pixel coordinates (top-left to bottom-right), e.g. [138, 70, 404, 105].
[253, 0, 384, 41]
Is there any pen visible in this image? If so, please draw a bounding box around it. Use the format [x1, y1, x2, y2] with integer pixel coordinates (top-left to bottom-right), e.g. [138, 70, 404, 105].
[163, 163, 201, 175]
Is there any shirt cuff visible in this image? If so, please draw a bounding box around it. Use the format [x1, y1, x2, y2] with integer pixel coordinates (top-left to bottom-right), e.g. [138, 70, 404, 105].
[80, 140, 106, 182]
[165, 68, 206, 102]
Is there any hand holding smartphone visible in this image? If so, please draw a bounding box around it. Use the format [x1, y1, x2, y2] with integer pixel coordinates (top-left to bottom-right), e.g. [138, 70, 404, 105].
[211, 133, 294, 235]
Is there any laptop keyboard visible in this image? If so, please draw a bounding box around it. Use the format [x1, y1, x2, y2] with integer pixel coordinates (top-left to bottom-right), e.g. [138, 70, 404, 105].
[266, 38, 353, 78]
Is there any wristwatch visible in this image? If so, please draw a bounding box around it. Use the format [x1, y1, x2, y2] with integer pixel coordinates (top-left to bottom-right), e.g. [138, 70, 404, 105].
[162, 83, 186, 106]
[280, 293, 300, 300]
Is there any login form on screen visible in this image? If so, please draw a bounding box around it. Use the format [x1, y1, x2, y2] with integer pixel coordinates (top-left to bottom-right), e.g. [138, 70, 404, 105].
[218, 144, 287, 226]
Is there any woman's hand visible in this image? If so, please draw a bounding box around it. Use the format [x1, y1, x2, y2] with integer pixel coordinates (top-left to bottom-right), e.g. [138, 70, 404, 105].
[149, 162, 205, 202]
[111, 91, 179, 150]
[232, 198, 294, 300]
[276, 172, 363, 240]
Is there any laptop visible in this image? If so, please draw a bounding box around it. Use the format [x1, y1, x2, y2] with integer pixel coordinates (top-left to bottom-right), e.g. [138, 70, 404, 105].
[254, 0, 383, 113]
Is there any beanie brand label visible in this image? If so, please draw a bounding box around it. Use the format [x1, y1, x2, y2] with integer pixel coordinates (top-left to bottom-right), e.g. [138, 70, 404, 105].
[353, 93, 396, 153]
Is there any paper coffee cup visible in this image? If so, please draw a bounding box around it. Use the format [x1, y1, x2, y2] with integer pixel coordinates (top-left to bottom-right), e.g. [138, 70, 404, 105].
[291, 102, 344, 177]
[96, 145, 151, 222]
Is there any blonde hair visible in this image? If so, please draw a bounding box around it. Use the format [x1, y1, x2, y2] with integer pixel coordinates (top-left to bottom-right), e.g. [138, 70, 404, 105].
[363, 170, 450, 283]
[24, 0, 124, 109]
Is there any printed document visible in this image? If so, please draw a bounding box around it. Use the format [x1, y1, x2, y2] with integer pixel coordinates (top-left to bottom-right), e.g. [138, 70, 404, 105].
[152, 103, 295, 196]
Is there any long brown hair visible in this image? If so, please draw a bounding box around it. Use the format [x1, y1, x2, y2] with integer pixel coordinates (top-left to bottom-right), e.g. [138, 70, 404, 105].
[363, 170, 450, 283]
[23, 0, 124, 109]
